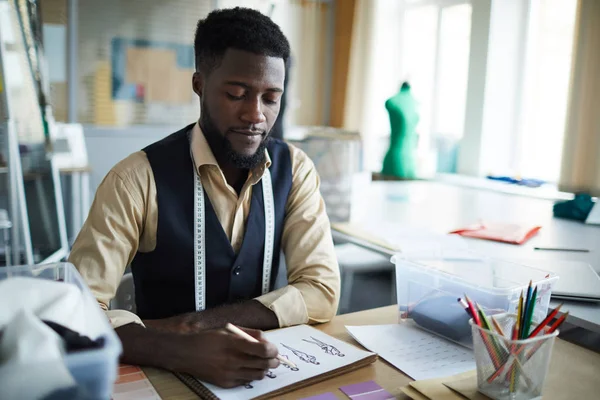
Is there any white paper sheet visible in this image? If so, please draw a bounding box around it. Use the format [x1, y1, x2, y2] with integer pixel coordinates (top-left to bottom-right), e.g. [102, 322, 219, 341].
[346, 322, 475, 381]
[359, 222, 469, 255]
[201, 325, 374, 400]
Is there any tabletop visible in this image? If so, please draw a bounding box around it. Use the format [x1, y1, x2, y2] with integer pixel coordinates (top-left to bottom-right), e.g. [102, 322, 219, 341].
[143, 305, 600, 399]
[335, 180, 600, 331]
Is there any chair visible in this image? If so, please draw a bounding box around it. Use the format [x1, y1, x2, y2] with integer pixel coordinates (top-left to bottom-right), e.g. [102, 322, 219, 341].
[335, 243, 395, 314]
[111, 272, 136, 313]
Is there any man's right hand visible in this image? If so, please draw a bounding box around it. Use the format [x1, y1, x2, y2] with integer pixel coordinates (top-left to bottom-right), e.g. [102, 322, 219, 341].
[117, 323, 280, 388]
[178, 327, 280, 388]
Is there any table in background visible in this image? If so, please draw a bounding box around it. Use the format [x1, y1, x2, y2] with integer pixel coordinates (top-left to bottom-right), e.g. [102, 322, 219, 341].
[143, 305, 600, 399]
[333, 180, 600, 332]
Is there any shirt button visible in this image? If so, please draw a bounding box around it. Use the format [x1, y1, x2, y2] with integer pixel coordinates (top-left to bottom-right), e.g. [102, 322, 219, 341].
[233, 266, 242, 276]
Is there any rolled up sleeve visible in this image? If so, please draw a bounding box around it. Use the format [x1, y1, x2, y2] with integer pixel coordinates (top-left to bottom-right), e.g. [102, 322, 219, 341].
[256, 144, 340, 326]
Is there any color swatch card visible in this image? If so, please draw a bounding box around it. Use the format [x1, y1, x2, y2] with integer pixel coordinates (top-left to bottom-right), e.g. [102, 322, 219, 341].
[340, 381, 394, 400]
[346, 322, 475, 380]
[112, 365, 161, 400]
[184, 324, 376, 400]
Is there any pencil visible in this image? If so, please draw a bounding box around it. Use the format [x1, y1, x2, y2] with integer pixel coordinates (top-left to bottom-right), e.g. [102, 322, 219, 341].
[547, 312, 568, 333]
[491, 317, 505, 337]
[528, 304, 563, 338]
[516, 291, 524, 338]
[521, 281, 532, 339]
[464, 294, 481, 326]
[465, 297, 502, 369]
[457, 298, 472, 316]
[522, 312, 570, 364]
[509, 324, 518, 393]
[523, 286, 538, 337]
[476, 303, 493, 331]
[488, 311, 569, 384]
[534, 247, 589, 253]
[225, 323, 298, 369]
[477, 304, 508, 361]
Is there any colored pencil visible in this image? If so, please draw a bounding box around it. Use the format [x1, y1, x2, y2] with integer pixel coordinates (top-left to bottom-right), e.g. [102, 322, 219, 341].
[509, 324, 518, 392]
[523, 286, 538, 337]
[225, 323, 297, 369]
[464, 294, 481, 326]
[528, 304, 563, 338]
[477, 304, 508, 361]
[523, 312, 569, 362]
[488, 309, 568, 383]
[477, 304, 492, 330]
[521, 281, 533, 339]
[547, 312, 568, 333]
[516, 291, 524, 338]
[491, 316, 505, 337]
[457, 298, 472, 317]
[465, 295, 503, 368]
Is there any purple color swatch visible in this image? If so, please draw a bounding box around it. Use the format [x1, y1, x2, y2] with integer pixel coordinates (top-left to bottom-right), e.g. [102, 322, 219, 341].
[339, 381, 394, 400]
[300, 393, 339, 400]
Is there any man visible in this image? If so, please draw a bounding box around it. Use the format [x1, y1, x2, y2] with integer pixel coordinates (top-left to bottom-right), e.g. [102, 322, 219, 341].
[68, 8, 340, 389]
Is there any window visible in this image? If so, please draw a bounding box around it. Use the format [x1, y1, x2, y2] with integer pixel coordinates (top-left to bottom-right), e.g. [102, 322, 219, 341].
[400, 1, 472, 172]
[515, 0, 577, 182]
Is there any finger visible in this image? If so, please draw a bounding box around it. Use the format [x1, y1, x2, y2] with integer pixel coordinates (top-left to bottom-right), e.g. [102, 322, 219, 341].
[232, 336, 279, 359]
[238, 327, 265, 342]
[235, 353, 280, 370]
[236, 368, 267, 382]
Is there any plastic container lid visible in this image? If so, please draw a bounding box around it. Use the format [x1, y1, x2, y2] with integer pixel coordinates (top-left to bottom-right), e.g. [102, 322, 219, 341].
[392, 249, 558, 295]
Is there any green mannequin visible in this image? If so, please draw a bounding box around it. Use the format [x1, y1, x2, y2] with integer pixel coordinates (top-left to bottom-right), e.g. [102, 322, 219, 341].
[381, 82, 419, 178]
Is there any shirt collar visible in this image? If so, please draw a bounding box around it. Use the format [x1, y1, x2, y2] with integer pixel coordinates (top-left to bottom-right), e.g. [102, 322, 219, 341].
[190, 122, 272, 183]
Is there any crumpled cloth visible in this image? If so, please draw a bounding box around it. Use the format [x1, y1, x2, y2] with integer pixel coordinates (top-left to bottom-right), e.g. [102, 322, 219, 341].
[553, 193, 594, 222]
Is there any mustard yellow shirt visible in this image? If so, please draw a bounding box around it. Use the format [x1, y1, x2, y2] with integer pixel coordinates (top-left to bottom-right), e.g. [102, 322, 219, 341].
[68, 123, 340, 329]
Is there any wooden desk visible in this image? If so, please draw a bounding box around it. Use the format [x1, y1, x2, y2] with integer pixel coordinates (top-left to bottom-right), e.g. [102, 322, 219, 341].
[143, 306, 600, 399]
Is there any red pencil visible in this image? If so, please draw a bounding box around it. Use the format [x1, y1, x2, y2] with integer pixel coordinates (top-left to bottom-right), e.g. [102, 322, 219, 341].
[547, 312, 568, 333]
[464, 294, 481, 326]
[527, 304, 563, 338]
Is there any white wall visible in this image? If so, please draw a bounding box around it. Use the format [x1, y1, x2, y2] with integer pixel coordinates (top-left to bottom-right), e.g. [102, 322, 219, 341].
[83, 125, 181, 193]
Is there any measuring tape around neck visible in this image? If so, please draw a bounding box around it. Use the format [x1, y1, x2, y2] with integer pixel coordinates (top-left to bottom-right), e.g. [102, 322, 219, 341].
[192, 158, 275, 311]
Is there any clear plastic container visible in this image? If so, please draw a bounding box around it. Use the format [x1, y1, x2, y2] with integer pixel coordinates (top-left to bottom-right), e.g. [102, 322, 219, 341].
[393, 250, 558, 346]
[0, 262, 122, 399]
[471, 313, 558, 400]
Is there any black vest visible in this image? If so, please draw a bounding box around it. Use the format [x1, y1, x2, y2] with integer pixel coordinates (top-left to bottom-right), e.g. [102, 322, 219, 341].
[131, 124, 293, 320]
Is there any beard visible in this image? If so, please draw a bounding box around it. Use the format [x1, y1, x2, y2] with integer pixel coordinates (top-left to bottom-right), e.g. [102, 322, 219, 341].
[200, 106, 269, 170]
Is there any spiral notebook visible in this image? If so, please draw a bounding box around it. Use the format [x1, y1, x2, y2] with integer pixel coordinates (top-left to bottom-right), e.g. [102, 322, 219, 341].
[175, 325, 377, 400]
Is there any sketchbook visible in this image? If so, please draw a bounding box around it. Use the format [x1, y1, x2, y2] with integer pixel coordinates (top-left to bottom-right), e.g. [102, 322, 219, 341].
[175, 324, 376, 400]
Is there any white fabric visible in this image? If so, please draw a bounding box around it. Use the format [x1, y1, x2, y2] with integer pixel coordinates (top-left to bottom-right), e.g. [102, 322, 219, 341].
[0, 277, 93, 399]
[0, 277, 87, 334]
[0, 309, 75, 400]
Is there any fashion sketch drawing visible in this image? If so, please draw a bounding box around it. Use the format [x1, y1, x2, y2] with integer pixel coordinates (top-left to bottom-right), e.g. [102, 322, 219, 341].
[280, 343, 320, 365]
[302, 336, 345, 357]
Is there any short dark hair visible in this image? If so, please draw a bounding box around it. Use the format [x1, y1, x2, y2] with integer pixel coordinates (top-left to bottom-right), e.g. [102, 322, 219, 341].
[194, 7, 290, 73]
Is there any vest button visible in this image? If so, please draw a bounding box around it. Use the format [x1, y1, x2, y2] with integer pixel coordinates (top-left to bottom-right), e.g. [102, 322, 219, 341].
[233, 265, 242, 276]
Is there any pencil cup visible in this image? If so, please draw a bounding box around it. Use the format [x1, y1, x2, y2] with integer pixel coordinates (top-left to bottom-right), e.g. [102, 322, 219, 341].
[470, 314, 558, 400]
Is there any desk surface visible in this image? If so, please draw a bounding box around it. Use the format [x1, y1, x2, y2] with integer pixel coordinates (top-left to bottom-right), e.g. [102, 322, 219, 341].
[336, 180, 600, 331]
[143, 306, 600, 399]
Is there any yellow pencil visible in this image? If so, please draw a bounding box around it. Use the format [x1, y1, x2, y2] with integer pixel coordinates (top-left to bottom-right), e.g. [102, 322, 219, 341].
[516, 290, 524, 338]
[225, 323, 298, 369]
